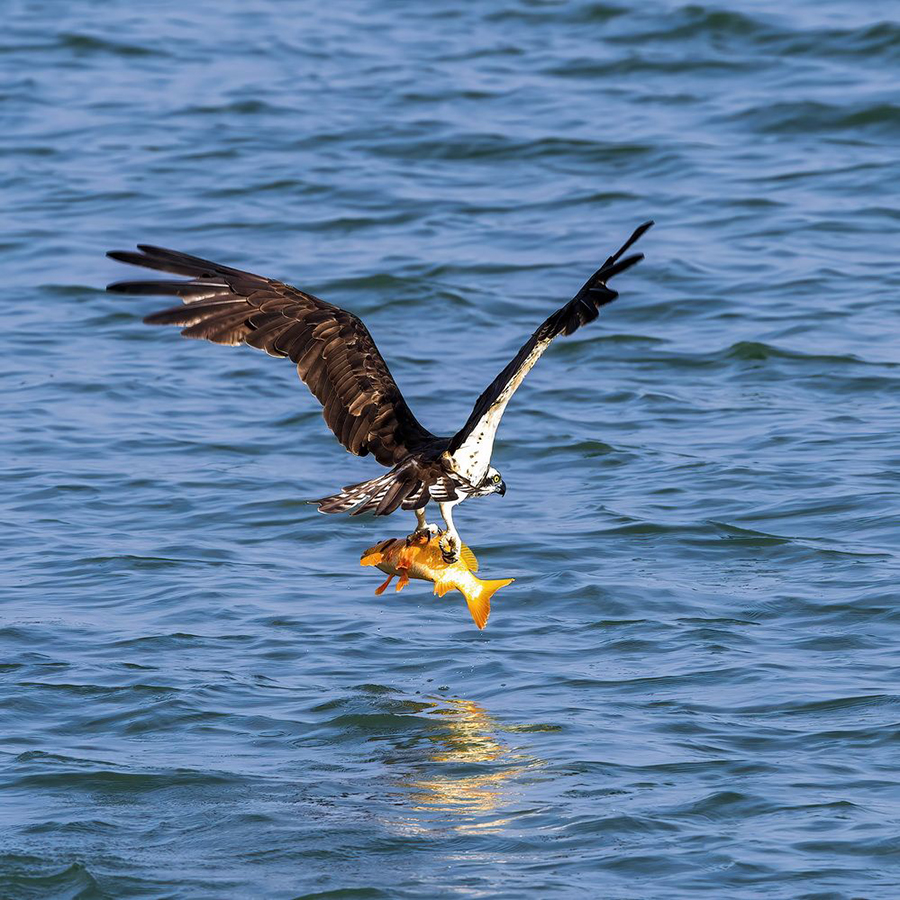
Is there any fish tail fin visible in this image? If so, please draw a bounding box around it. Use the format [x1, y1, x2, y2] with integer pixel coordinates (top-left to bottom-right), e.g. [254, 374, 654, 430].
[464, 577, 514, 630]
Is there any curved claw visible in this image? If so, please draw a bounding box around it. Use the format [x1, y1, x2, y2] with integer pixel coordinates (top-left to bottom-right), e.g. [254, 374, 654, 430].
[410, 523, 440, 540]
[438, 532, 460, 564]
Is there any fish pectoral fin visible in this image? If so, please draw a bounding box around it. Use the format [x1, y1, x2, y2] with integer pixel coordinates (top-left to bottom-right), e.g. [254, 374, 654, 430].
[460, 543, 479, 573]
[361, 551, 384, 567]
[374, 574, 394, 595]
[396, 569, 410, 592]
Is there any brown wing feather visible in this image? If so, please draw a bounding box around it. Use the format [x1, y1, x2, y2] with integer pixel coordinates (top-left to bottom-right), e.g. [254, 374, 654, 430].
[448, 221, 653, 455]
[107, 245, 436, 466]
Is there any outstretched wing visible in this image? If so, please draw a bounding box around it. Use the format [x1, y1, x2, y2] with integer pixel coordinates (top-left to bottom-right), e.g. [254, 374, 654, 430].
[106, 245, 436, 466]
[447, 221, 653, 481]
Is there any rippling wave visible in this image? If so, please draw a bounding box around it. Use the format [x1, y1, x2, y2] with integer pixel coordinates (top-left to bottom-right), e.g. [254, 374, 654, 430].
[3, 0, 900, 897]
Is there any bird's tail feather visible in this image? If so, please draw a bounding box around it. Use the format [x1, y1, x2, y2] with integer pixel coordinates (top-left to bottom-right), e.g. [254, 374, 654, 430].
[315, 469, 420, 517]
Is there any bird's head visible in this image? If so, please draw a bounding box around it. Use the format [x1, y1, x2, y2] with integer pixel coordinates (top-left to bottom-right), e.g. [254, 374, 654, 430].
[479, 466, 506, 498]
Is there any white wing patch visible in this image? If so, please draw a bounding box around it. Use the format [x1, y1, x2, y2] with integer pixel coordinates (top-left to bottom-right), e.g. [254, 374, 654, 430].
[449, 335, 553, 483]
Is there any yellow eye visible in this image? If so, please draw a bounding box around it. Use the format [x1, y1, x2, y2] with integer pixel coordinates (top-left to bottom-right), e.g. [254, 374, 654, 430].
[492, 474, 501, 484]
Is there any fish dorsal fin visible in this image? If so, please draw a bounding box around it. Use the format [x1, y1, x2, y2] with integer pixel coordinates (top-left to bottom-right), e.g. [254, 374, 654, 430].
[460, 543, 479, 573]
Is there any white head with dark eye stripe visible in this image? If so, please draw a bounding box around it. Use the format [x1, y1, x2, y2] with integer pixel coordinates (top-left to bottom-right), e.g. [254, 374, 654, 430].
[474, 466, 506, 498]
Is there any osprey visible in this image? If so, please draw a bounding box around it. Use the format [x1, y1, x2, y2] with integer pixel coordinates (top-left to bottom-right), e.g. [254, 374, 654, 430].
[107, 221, 651, 561]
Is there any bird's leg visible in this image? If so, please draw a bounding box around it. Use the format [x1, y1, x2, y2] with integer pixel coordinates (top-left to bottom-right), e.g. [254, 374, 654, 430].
[411, 506, 439, 539]
[438, 501, 462, 563]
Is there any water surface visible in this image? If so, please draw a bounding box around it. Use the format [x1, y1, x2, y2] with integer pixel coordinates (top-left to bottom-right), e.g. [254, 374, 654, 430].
[3, 1, 900, 897]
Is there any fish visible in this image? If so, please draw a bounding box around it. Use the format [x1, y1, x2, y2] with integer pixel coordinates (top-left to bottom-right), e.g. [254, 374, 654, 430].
[360, 533, 514, 629]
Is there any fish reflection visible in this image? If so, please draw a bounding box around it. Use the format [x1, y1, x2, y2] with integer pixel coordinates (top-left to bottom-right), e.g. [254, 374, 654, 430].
[397, 697, 543, 828]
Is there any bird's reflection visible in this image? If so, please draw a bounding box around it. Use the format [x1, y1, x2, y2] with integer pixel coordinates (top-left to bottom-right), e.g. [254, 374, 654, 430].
[394, 697, 543, 831]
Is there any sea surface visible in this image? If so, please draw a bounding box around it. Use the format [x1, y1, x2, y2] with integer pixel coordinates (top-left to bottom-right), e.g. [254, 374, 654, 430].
[3, 1, 900, 897]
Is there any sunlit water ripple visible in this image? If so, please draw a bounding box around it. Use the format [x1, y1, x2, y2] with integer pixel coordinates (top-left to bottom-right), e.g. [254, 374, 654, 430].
[3, 1, 900, 897]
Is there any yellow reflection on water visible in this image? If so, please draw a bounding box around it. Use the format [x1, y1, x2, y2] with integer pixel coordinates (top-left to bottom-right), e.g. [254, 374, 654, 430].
[396, 697, 543, 832]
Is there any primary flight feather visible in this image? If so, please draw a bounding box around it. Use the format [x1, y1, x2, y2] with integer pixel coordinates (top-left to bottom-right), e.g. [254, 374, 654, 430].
[107, 221, 652, 561]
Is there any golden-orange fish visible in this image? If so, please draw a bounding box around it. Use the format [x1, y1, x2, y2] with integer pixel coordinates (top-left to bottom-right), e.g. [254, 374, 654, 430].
[360, 533, 513, 629]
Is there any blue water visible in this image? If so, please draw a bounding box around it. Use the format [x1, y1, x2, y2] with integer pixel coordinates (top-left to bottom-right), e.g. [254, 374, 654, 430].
[4, 1, 900, 897]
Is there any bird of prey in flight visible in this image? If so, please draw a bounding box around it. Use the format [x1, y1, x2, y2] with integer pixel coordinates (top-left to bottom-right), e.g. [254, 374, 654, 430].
[107, 221, 652, 562]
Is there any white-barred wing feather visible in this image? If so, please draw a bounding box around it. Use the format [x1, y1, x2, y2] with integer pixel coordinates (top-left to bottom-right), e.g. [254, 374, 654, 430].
[447, 220, 653, 482]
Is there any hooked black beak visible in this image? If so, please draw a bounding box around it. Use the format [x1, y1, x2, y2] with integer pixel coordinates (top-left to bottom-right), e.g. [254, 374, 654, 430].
[498, 479, 506, 497]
